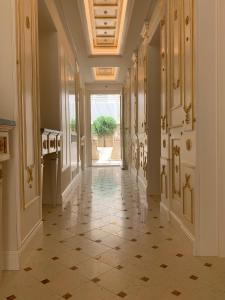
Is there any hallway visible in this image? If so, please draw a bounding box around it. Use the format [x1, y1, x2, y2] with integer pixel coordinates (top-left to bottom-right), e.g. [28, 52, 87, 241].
[1, 167, 225, 300]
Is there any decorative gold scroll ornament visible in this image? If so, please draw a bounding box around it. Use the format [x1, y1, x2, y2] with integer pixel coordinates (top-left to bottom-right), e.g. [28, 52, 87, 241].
[184, 103, 192, 124]
[186, 139, 192, 151]
[182, 173, 194, 223]
[27, 166, 33, 188]
[26, 16, 30, 29]
[160, 165, 168, 197]
[161, 115, 166, 131]
[173, 145, 180, 156]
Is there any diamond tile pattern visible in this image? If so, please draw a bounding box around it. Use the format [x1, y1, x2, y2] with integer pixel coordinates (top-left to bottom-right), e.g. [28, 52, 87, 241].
[0, 167, 225, 300]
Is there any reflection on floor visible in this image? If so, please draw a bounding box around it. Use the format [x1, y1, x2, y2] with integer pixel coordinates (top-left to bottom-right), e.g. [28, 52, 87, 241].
[92, 160, 121, 166]
[1, 167, 225, 299]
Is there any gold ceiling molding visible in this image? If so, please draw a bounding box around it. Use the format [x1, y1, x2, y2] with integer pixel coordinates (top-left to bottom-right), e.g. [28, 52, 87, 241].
[84, 0, 128, 55]
[93, 67, 118, 80]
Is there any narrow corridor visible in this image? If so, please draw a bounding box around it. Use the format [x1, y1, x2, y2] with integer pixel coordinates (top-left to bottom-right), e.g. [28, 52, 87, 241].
[1, 168, 225, 300]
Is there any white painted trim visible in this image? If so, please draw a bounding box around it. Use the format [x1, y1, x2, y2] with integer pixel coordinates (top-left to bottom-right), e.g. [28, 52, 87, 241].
[137, 175, 147, 193]
[2, 220, 43, 270]
[2, 250, 20, 270]
[194, 0, 219, 256]
[19, 220, 43, 267]
[217, 0, 225, 257]
[21, 220, 43, 249]
[160, 203, 195, 249]
[170, 211, 195, 245]
[160, 201, 170, 221]
[130, 167, 138, 182]
[61, 172, 81, 205]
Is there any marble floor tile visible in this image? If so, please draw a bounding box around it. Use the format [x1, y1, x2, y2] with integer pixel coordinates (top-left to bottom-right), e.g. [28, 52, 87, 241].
[0, 167, 225, 299]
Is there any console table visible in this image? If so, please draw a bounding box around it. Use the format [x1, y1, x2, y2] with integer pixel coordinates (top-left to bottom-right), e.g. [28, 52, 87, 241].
[0, 119, 15, 277]
[41, 129, 61, 206]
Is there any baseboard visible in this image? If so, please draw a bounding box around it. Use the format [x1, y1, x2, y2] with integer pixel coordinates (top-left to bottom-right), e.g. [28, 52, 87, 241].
[2, 250, 20, 270]
[2, 220, 43, 270]
[170, 210, 195, 244]
[160, 201, 170, 221]
[130, 167, 138, 181]
[61, 172, 81, 206]
[137, 175, 147, 192]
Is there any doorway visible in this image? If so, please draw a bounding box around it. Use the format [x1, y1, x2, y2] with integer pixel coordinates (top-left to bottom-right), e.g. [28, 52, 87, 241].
[91, 94, 121, 166]
[147, 26, 161, 197]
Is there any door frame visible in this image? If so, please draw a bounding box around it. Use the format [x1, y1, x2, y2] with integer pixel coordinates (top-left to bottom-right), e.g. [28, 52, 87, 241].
[84, 86, 123, 167]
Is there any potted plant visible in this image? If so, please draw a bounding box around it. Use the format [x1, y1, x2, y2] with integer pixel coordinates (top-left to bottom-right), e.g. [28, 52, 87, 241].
[92, 116, 117, 161]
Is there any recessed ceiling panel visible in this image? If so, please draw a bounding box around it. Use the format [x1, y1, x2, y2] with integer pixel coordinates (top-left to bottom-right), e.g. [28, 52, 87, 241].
[84, 0, 128, 55]
[93, 67, 118, 80]
[94, 0, 118, 6]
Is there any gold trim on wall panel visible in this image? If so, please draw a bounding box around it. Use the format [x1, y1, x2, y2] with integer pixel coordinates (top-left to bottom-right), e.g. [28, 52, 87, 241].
[170, 0, 182, 110]
[160, 164, 168, 198]
[161, 133, 170, 159]
[172, 139, 181, 199]
[182, 172, 194, 223]
[17, 0, 41, 209]
[131, 137, 139, 170]
[183, 0, 194, 131]
[138, 45, 147, 134]
[160, 17, 168, 133]
[131, 52, 138, 134]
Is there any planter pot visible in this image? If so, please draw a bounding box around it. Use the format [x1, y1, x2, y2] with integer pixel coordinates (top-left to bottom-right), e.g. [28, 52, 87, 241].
[97, 147, 113, 161]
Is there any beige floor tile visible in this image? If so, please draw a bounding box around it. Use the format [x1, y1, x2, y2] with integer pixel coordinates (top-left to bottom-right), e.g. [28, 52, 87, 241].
[77, 258, 113, 279]
[1, 167, 225, 300]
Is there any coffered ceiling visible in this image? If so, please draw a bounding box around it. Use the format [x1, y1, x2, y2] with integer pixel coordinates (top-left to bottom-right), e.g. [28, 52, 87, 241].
[55, 0, 154, 84]
[93, 67, 118, 80]
[83, 0, 128, 55]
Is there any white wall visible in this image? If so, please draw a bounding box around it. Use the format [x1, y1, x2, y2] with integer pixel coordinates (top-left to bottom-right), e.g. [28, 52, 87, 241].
[0, 0, 17, 120]
[147, 44, 161, 195]
[39, 31, 60, 130]
[217, 0, 225, 257]
[195, 0, 219, 256]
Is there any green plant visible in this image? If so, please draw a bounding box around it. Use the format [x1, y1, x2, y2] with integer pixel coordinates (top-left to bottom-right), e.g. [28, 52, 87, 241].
[92, 116, 117, 146]
[70, 118, 76, 132]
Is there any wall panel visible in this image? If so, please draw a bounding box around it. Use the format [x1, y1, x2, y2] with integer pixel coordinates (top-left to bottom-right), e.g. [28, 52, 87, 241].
[124, 0, 196, 247]
[17, 0, 41, 209]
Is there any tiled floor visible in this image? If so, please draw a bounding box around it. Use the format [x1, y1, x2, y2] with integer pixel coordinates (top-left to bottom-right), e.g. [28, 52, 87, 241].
[1, 167, 225, 299]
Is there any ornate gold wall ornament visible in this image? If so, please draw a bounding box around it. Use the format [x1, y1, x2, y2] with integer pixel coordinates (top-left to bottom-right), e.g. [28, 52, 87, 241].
[160, 165, 168, 198]
[26, 16, 30, 29]
[161, 115, 166, 131]
[185, 15, 190, 26]
[173, 145, 180, 156]
[184, 174, 191, 189]
[160, 19, 165, 27]
[173, 79, 180, 90]
[27, 166, 33, 188]
[174, 9, 178, 21]
[186, 139, 192, 151]
[184, 103, 192, 124]
[172, 144, 181, 197]
[182, 173, 194, 223]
